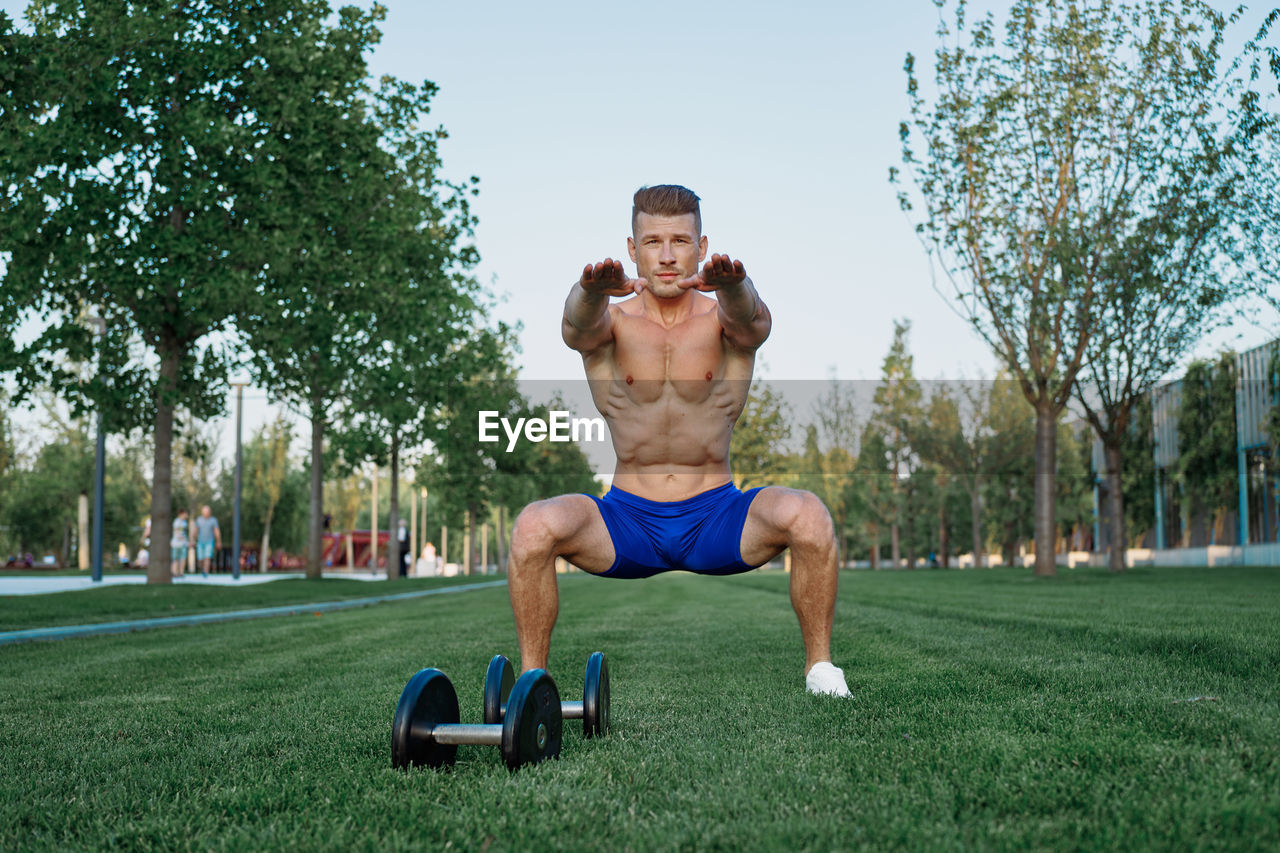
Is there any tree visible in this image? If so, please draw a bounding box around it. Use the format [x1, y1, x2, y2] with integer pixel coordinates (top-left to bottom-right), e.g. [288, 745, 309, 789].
[983, 378, 1037, 566]
[809, 377, 861, 567]
[1066, 0, 1265, 570]
[911, 383, 977, 567]
[322, 65, 496, 581]
[0, 412, 151, 563]
[170, 413, 221, 519]
[870, 320, 922, 567]
[237, 5, 482, 579]
[1118, 391, 1155, 547]
[914, 377, 1030, 568]
[1267, 348, 1280, 479]
[1, 0, 368, 583]
[415, 364, 599, 575]
[1235, 12, 1280, 311]
[1057, 418, 1098, 552]
[848, 423, 893, 568]
[1176, 353, 1239, 544]
[245, 414, 295, 569]
[894, 0, 1264, 575]
[730, 381, 794, 490]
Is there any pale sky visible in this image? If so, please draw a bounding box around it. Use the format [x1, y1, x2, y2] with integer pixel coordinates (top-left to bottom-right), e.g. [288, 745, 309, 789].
[3, 1, 1276, 462]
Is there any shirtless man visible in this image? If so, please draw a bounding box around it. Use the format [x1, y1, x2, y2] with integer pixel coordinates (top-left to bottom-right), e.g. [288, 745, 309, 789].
[507, 185, 850, 697]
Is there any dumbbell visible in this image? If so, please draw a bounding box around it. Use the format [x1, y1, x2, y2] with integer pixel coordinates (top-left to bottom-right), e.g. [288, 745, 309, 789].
[484, 651, 609, 737]
[392, 667, 562, 771]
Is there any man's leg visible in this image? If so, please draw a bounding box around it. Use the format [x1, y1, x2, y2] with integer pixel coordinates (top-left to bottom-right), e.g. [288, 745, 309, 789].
[507, 495, 615, 672]
[740, 488, 847, 693]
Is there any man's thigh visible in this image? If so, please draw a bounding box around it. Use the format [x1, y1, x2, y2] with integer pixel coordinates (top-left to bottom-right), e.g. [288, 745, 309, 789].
[527, 494, 616, 575]
[738, 486, 809, 567]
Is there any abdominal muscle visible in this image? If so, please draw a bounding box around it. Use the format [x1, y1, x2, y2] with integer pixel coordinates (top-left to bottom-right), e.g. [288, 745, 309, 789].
[584, 329, 754, 500]
[600, 384, 744, 502]
[577, 294, 757, 502]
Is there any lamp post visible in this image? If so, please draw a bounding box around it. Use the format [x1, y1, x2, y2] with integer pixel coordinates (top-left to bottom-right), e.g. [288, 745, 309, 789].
[85, 315, 107, 583]
[230, 381, 247, 581]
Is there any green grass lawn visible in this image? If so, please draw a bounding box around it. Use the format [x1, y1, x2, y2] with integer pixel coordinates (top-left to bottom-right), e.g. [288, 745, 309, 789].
[0, 576, 485, 632]
[1, 565, 1277, 851]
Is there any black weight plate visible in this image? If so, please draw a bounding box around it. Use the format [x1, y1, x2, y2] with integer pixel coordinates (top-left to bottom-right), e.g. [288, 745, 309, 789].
[391, 668, 459, 770]
[483, 654, 515, 725]
[501, 668, 562, 770]
[582, 651, 610, 738]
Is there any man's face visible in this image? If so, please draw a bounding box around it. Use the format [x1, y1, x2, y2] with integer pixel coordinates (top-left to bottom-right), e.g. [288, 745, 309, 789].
[627, 212, 707, 299]
[201, 506, 211, 518]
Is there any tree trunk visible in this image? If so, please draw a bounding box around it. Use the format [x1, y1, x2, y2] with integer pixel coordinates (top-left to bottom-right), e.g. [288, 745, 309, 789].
[260, 517, 271, 573]
[1002, 517, 1017, 568]
[969, 481, 984, 568]
[345, 532, 354, 570]
[78, 492, 90, 570]
[387, 432, 401, 581]
[890, 522, 900, 568]
[496, 505, 508, 574]
[307, 400, 325, 579]
[869, 524, 880, 569]
[464, 505, 475, 575]
[1033, 402, 1058, 576]
[146, 340, 180, 584]
[1105, 442, 1127, 573]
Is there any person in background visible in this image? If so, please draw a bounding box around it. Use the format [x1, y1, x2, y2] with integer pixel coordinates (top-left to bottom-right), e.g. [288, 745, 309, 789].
[171, 508, 190, 579]
[195, 505, 221, 577]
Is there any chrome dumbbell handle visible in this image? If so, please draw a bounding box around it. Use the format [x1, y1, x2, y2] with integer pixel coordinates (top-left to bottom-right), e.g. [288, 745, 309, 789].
[499, 699, 583, 719]
[416, 722, 502, 746]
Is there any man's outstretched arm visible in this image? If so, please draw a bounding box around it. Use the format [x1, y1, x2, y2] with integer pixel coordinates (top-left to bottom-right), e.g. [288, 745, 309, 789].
[679, 254, 772, 351]
[562, 258, 644, 353]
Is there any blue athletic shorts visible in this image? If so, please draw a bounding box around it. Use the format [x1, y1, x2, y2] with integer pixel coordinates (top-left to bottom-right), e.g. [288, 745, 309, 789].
[584, 482, 766, 579]
[196, 541, 215, 561]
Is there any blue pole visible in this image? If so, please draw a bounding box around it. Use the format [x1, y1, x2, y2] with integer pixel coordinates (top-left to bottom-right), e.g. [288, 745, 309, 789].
[91, 409, 105, 583]
[1153, 468, 1165, 551]
[1238, 447, 1249, 546]
[232, 384, 243, 581]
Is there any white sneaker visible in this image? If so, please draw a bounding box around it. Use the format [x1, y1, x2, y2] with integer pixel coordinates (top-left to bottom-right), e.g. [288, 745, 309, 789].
[805, 661, 852, 698]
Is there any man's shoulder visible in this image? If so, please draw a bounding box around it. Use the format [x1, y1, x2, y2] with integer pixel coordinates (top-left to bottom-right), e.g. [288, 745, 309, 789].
[612, 296, 645, 318]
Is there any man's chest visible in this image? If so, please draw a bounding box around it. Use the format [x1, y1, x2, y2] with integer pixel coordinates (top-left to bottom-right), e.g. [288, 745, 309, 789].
[611, 312, 726, 393]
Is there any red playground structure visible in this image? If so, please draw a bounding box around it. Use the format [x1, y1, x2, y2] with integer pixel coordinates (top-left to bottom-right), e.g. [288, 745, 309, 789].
[321, 530, 393, 570]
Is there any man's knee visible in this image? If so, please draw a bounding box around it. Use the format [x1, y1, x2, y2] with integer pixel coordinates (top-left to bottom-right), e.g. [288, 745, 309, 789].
[511, 498, 583, 562]
[776, 489, 835, 552]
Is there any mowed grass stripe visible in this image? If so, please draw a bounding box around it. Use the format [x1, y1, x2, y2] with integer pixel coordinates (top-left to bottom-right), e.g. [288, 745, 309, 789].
[0, 580, 508, 646]
[2, 567, 1277, 851]
[0, 575, 489, 632]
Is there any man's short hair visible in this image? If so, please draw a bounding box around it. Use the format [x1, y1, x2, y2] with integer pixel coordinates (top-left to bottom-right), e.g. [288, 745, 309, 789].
[632, 184, 701, 236]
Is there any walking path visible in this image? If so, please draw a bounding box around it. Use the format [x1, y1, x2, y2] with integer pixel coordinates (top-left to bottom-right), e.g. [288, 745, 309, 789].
[0, 579, 508, 647]
[0, 570, 386, 596]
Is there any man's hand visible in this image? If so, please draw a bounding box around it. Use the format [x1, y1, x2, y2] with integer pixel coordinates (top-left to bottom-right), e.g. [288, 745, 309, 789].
[677, 254, 747, 291]
[580, 258, 645, 297]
